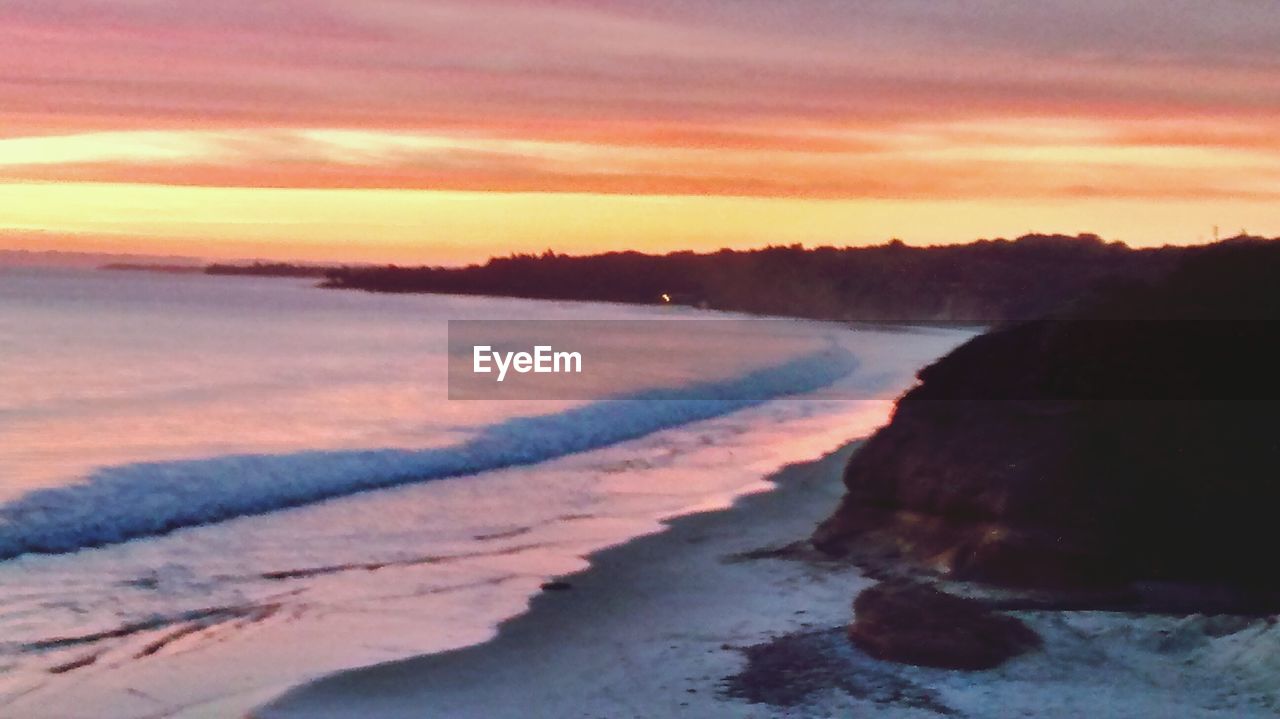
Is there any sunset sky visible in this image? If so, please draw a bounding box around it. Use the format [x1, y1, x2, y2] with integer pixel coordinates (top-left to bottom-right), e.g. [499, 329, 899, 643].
[2, 1, 1278, 263]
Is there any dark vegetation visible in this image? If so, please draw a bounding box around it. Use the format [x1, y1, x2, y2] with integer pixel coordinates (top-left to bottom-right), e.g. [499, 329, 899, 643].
[102, 261, 331, 278]
[205, 262, 332, 278]
[814, 237, 1280, 601]
[101, 263, 203, 274]
[318, 234, 1194, 322]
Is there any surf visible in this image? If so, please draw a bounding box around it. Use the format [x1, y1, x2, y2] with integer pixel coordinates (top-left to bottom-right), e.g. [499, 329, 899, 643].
[0, 346, 856, 560]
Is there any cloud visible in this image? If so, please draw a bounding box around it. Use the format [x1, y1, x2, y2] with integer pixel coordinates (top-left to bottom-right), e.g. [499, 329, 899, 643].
[0, 0, 1278, 218]
[2, 0, 1278, 138]
[2, 123, 1277, 202]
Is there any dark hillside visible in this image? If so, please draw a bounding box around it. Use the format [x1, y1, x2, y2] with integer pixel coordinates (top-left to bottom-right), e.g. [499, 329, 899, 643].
[321, 234, 1189, 322]
[814, 238, 1280, 601]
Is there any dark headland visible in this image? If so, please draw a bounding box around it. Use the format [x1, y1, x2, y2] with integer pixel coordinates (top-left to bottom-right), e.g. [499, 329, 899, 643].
[811, 236, 1280, 676]
[109, 232, 1267, 326]
[319, 233, 1192, 322]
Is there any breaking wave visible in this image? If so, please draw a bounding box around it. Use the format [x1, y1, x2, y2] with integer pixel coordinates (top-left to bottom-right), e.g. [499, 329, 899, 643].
[0, 346, 855, 560]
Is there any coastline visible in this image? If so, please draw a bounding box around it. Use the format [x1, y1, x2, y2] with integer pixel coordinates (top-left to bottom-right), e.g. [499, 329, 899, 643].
[252, 443, 873, 718]
[2, 278, 969, 719]
[254, 440, 1280, 719]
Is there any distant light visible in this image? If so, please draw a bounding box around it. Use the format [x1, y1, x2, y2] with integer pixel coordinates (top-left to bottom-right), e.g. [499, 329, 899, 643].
[660, 293, 672, 303]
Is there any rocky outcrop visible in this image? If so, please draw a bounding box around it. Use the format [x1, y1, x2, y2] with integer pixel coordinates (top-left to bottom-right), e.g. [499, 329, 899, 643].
[815, 239, 1280, 597]
[849, 582, 1040, 670]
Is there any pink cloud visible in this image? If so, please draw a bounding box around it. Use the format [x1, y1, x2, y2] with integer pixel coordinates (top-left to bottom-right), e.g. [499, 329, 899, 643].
[2, 0, 1278, 140]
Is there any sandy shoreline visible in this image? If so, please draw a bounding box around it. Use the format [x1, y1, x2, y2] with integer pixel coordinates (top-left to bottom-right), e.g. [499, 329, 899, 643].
[254, 442, 1280, 719]
[253, 443, 871, 718]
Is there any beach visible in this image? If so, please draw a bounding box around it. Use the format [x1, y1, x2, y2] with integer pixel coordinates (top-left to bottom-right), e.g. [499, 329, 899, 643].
[0, 269, 974, 717]
[252, 444, 872, 719]
[254, 443, 1280, 719]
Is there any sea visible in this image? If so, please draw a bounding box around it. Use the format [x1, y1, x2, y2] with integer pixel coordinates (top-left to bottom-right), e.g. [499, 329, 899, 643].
[0, 266, 968, 718]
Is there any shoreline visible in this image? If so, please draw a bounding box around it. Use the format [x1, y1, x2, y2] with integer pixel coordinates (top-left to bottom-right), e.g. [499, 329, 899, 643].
[253, 443, 873, 718]
[2, 289, 971, 719]
[254, 439, 1280, 719]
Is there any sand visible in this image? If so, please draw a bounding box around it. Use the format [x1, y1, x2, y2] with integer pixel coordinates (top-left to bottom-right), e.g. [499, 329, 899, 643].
[253, 443, 1280, 719]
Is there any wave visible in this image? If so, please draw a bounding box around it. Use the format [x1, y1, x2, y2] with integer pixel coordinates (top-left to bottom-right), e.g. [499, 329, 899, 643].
[0, 346, 856, 560]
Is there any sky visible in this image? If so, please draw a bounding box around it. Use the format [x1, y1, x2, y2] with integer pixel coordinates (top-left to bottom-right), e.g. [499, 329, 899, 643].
[1, 0, 1278, 263]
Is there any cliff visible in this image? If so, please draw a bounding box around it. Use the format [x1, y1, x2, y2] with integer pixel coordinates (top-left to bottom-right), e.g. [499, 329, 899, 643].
[814, 238, 1280, 600]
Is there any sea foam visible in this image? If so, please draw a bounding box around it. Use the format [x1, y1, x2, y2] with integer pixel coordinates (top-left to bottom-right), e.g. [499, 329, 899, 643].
[0, 347, 855, 560]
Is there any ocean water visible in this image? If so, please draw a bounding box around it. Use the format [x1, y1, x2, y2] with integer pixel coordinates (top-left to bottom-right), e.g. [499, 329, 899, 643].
[0, 267, 969, 718]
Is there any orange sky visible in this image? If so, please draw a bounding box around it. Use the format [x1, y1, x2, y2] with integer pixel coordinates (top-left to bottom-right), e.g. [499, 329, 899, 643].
[2, 1, 1278, 263]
